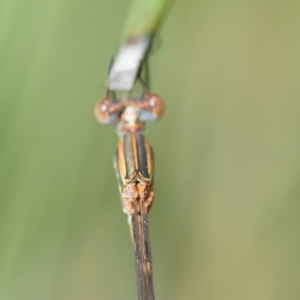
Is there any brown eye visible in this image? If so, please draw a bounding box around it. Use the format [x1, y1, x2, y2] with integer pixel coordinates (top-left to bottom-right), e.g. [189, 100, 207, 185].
[139, 93, 164, 121]
[147, 93, 164, 119]
[95, 97, 125, 124]
[94, 97, 117, 124]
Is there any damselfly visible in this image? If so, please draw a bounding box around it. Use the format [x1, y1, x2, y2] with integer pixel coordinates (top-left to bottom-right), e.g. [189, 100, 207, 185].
[95, 90, 164, 300]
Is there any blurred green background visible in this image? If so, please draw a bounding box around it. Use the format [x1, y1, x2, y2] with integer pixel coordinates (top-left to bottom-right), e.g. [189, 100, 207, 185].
[1, 0, 300, 299]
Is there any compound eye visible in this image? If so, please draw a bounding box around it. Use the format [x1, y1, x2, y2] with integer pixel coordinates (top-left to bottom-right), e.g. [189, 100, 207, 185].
[94, 97, 119, 124]
[139, 93, 164, 121]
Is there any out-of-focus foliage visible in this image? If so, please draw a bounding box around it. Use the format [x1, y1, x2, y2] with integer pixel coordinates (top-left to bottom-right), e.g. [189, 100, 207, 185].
[1, 1, 300, 299]
[122, 0, 171, 39]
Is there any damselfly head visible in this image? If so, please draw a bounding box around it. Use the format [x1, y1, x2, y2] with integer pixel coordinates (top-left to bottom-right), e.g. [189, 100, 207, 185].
[95, 93, 164, 128]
